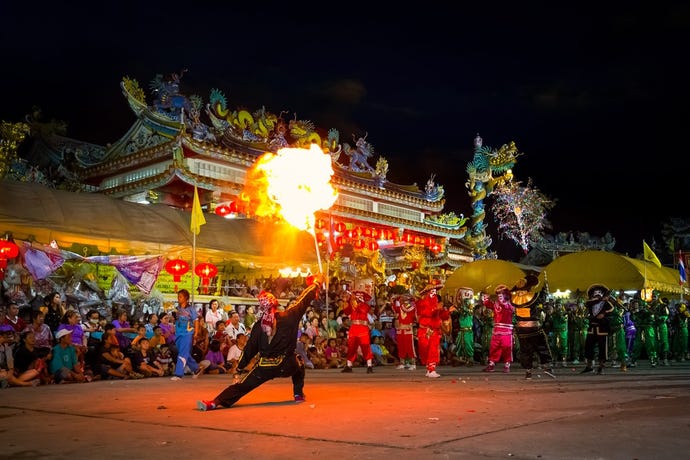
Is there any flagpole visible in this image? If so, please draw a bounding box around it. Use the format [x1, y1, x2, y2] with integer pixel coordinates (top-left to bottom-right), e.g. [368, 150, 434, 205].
[190, 185, 206, 304]
[312, 231, 323, 274]
[680, 249, 685, 302]
[192, 231, 197, 304]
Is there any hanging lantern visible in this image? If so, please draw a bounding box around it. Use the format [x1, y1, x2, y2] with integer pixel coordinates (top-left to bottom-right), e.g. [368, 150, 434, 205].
[403, 233, 415, 244]
[215, 203, 232, 217]
[430, 243, 442, 253]
[165, 259, 190, 282]
[195, 262, 218, 294]
[315, 218, 326, 230]
[334, 222, 346, 233]
[367, 240, 379, 251]
[353, 239, 365, 250]
[0, 239, 18, 273]
[316, 232, 326, 243]
[0, 239, 19, 260]
[216, 201, 240, 217]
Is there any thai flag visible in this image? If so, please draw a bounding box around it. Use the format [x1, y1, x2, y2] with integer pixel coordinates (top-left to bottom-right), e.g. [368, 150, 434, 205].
[680, 251, 687, 285]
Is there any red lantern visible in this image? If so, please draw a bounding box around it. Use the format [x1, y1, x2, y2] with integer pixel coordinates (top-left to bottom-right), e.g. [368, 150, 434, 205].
[334, 222, 346, 233]
[353, 239, 365, 250]
[367, 241, 379, 251]
[215, 203, 232, 217]
[195, 262, 218, 294]
[165, 259, 190, 282]
[0, 239, 19, 275]
[315, 218, 326, 230]
[195, 262, 218, 279]
[0, 240, 19, 259]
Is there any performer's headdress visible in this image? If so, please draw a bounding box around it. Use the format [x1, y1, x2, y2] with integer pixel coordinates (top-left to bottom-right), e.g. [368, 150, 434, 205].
[257, 291, 279, 335]
[420, 280, 444, 295]
[510, 274, 540, 307]
[586, 284, 610, 300]
[494, 284, 511, 299]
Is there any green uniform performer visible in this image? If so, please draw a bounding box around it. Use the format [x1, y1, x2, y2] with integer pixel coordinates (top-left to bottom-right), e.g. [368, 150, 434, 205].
[454, 299, 475, 366]
[632, 300, 657, 367]
[550, 301, 569, 367]
[607, 298, 628, 371]
[650, 291, 670, 366]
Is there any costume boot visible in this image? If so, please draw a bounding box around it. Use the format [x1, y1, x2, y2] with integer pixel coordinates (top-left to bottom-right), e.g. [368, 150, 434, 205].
[580, 360, 594, 374]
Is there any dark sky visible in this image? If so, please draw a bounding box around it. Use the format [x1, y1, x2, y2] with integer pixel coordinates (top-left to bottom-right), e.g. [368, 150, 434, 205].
[3, 3, 689, 261]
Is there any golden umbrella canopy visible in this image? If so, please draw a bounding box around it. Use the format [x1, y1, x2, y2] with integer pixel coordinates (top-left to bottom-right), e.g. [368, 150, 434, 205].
[539, 250, 688, 296]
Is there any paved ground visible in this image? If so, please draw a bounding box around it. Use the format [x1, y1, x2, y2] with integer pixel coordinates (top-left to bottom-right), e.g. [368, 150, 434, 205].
[1, 360, 690, 459]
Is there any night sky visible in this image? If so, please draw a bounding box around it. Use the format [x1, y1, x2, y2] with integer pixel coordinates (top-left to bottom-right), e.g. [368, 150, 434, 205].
[3, 3, 688, 261]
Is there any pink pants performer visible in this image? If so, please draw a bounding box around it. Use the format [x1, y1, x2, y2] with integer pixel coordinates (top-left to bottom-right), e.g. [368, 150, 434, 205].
[482, 285, 515, 373]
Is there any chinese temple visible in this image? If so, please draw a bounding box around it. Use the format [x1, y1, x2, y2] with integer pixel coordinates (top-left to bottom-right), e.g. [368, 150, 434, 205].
[6, 71, 477, 296]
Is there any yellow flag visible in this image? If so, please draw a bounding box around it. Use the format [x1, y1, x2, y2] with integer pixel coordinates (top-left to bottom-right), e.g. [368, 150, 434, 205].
[190, 186, 206, 235]
[643, 240, 661, 268]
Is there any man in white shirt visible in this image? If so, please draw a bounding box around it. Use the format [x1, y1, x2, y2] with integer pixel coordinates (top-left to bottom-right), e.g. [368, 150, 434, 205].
[226, 332, 248, 373]
[225, 310, 247, 342]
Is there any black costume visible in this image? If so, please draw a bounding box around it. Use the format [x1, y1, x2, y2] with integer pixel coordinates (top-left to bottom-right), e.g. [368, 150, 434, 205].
[210, 282, 319, 408]
[581, 284, 615, 374]
[512, 275, 555, 379]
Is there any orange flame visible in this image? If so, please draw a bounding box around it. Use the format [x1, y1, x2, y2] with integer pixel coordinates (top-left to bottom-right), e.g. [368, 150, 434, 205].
[241, 144, 338, 231]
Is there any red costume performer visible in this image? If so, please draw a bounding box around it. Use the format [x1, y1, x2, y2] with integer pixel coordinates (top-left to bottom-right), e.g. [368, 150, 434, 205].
[481, 285, 515, 373]
[391, 294, 417, 370]
[340, 291, 374, 374]
[416, 282, 449, 378]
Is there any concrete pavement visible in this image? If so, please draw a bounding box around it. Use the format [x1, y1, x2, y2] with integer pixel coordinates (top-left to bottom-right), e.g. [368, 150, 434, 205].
[2, 360, 689, 459]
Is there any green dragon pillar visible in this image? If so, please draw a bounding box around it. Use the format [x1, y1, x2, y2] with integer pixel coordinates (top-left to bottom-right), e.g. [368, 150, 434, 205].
[464, 134, 520, 259]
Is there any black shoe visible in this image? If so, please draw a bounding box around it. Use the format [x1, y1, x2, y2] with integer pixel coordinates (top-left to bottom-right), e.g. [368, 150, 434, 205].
[341, 366, 353, 373]
[525, 370, 533, 380]
[580, 367, 594, 374]
[367, 366, 374, 374]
